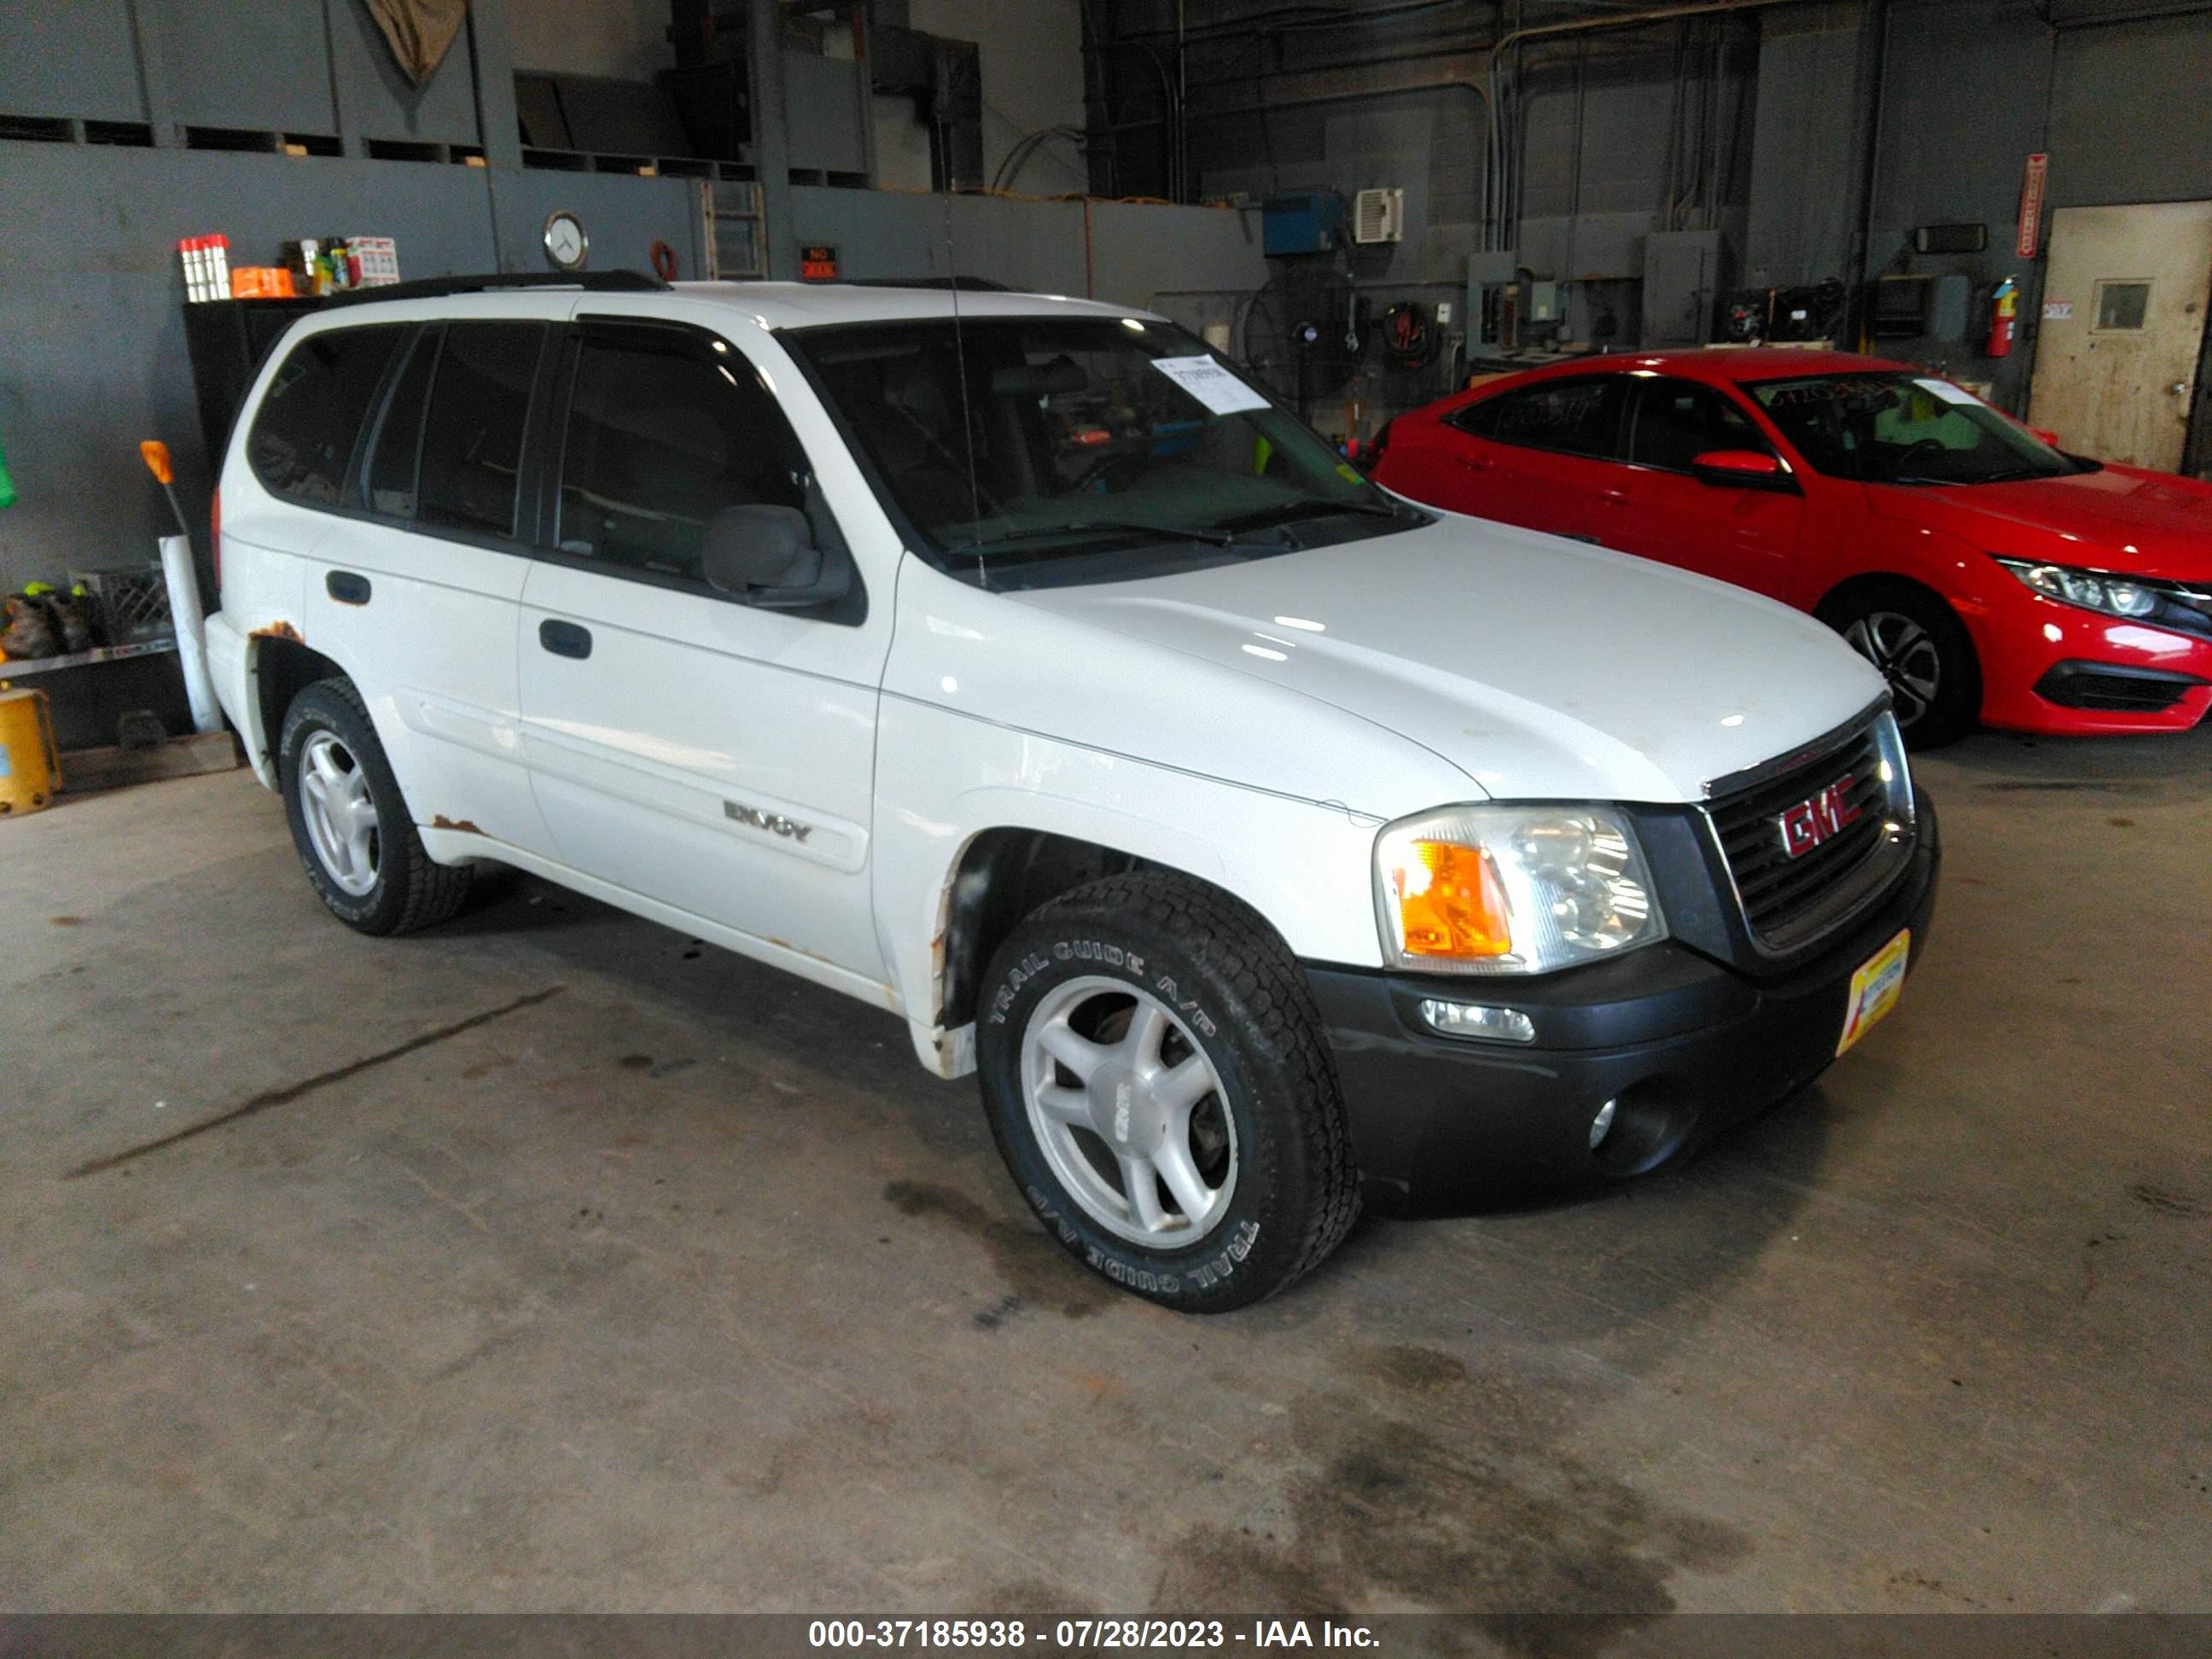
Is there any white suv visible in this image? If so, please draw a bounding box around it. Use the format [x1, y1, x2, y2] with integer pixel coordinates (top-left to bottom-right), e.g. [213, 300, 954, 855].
[205, 273, 1939, 1311]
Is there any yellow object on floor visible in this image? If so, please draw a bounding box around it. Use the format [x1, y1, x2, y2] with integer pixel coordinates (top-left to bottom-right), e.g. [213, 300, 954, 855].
[0, 687, 61, 816]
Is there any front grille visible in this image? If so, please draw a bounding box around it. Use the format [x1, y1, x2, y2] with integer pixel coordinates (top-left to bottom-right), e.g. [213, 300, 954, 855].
[1705, 712, 1912, 954]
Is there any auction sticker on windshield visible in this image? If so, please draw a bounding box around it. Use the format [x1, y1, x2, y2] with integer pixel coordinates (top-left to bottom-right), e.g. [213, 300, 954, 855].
[1151, 354, 1272, 415]
[1837, 928, 1911, 1056]
[1912, 377, 1980, 405]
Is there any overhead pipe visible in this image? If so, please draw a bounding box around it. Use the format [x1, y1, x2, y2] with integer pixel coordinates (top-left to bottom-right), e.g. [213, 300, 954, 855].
[1103, 0, 1837, 249]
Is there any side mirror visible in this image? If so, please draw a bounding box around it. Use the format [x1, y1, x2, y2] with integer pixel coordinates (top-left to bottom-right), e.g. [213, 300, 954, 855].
[1690, 449, 1795, 492]
[2029, 427, 2061, 448]
[701, 504, 848, 609]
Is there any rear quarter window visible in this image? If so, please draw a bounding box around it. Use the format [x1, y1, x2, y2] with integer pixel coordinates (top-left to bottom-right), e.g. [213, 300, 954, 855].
[1450, 376, 1628, 460]
[247, 325, 405, 506]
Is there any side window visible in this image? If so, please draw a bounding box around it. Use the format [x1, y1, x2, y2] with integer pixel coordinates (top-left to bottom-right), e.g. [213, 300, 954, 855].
[1628, 380, 1773, 472]
[247, 325, 405, 506]
[555, 321, 810, 585]
[364, 326, 439, 518]
[1452, 378, 1627, 460]
[416, 322, 545, 539]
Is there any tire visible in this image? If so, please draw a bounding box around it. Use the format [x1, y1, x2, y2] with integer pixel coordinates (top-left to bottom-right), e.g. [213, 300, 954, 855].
[1819, 580, 1981, 749]
[975, 871, 1359, 1313]
[278, 677, 470, 935]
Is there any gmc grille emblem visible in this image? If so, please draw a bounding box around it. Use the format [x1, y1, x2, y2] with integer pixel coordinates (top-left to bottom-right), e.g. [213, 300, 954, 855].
[1778, 775, 1860, 859]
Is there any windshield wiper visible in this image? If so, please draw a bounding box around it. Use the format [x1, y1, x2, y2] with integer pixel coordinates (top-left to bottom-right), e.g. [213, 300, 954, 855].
[952, 518, 1243, 557]
[1211, 498, 1407, 533]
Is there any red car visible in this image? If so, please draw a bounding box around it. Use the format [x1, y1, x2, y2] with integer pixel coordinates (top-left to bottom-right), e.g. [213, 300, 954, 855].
[1371, 348, 2212, 745]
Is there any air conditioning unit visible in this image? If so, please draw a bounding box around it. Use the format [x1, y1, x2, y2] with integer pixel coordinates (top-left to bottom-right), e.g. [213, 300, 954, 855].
[1352, 188, 1405, 245]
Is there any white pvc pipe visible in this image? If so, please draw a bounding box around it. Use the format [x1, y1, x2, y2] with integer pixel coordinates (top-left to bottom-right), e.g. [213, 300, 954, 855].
[159, 533, 222, 736]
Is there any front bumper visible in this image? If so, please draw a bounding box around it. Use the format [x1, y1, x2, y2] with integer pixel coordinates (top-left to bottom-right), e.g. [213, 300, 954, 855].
[1305, 793, 1941, 1217]
[1972, 595, 2212, 735]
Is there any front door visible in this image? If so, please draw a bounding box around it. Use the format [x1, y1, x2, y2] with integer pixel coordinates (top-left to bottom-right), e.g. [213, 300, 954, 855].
[2029, 201, 2212, 472]
[1605, 375, 1802, 599]
[515, 317, 890, 984]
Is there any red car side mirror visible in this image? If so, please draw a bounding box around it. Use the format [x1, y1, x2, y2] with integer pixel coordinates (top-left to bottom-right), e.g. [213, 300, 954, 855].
[1691, 449, 1790, 489]
[2029, 427, 2061, 447]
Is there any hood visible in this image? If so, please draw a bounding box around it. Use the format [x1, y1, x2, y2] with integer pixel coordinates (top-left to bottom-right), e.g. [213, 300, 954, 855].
[1866, 466, 2212, 581]
[1005, 514, 1886, 803]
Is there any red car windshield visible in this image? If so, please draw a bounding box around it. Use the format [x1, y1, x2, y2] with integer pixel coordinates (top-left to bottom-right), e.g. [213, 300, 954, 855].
[1747, 372, 2084, 486]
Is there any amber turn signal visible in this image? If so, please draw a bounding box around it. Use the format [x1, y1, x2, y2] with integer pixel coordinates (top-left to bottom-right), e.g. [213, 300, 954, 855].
[139, 440, 173, 486]
[1388, 837, 1513, 961]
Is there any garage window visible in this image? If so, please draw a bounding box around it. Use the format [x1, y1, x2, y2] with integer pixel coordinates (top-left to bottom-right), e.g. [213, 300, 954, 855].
[247, 325, 405, 507]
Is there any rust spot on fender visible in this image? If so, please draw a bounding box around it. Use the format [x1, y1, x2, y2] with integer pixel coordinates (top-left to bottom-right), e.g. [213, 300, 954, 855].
[429, 815, 484, 835]
[250, 620, 304, 643]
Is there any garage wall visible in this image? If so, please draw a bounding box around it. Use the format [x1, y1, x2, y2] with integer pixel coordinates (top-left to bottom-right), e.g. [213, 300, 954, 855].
[0, 145, 696, 602]
[786, 186, 1267, 307]
[1860, 0, 2212, 409]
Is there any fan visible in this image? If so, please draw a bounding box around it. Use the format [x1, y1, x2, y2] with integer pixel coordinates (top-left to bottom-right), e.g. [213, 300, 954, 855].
[1240, 263, 1365, 422]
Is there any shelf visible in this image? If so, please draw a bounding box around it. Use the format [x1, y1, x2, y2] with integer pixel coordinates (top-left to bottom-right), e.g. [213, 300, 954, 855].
[0, 637, 178, 678]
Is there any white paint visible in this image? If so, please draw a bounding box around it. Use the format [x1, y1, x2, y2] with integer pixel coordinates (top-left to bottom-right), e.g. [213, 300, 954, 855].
[207, 280, 1890, 1086]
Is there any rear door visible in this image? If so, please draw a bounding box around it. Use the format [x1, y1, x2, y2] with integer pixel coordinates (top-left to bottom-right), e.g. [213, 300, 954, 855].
[295, 309, 559, 856]
[1607, 375, 1802, 598]
[515, 317, 890, 985]
[1441, 376, 1630, 543]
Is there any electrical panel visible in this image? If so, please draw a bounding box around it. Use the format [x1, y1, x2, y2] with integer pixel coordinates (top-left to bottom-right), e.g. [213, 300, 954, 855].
[1352, 188, 1405, 246]
[1262, 193, 1345, 256]
[1642, 230, 1730, 346]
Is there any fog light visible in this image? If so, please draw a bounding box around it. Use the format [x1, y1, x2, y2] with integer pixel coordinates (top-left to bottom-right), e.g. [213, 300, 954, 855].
[1589, 1097, 1618, 1150]
[1418, 998, 1535, 1044]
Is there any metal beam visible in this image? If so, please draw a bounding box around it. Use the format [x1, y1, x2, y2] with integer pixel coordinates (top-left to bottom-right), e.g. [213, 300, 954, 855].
[748, 0, 796, 281]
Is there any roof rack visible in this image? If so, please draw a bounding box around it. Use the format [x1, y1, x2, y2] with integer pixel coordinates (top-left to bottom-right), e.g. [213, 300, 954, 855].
[841, 276, 1010, 292]
[325, 270, 669, 306]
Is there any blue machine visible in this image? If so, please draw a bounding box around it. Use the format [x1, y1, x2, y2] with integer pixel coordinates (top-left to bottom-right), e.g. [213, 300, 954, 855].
[1261, 192, 1345, 256]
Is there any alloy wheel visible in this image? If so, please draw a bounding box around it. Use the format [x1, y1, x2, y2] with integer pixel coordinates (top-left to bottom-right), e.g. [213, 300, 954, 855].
[1843, 610, 1942, 729]
[1019, 976, 1237, 1246]
[297, 729, 381, 897]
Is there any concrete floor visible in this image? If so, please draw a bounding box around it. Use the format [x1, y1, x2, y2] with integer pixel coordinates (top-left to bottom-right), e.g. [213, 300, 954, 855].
[3, 726, 2208, 1616]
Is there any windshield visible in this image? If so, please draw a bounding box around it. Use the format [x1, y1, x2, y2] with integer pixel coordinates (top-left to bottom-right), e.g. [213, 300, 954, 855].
[783, 314, 1415, 580]
[1747, 372, 2085, 486]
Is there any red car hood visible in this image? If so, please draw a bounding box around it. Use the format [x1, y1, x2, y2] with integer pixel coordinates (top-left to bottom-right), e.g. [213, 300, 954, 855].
[1866, 465, 2212, 581]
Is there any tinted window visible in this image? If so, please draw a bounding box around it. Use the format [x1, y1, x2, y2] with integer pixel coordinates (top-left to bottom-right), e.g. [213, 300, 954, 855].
[247, 325, 404, 505]
[556, 322, 809, 584]
[364, 327, 438, 518]
[1455, 378, 1627, 459]
[417, 322, 544, 538]
[1627, 379, 1771, 472]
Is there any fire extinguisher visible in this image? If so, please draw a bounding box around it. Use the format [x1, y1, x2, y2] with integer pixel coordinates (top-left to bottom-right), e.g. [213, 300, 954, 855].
[1986, 276, 2018, 358]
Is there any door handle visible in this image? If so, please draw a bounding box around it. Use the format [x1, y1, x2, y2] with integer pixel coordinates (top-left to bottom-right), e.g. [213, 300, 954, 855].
[538, 619, 592, 660]
[325, 571, 371, 605]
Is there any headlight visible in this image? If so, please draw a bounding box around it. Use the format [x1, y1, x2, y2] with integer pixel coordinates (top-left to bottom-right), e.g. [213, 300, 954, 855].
[1994, 556, 2158, 619]
[1373, 805, 1666, 975]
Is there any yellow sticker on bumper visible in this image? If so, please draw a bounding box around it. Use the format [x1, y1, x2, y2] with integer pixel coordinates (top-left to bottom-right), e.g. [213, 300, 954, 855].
[1837, 928, 1912, 1057]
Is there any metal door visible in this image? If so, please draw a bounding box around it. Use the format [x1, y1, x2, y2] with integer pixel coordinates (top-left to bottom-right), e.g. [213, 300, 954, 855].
[2029, 201, 2212, 471]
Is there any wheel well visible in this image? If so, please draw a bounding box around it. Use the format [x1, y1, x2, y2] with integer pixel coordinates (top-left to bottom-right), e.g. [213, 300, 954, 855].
[1813, 572, 1946, 626]
[936, 830, 1150, 1029]
[252, 636, 346, 771]
[1813, 571, 1986, 717]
